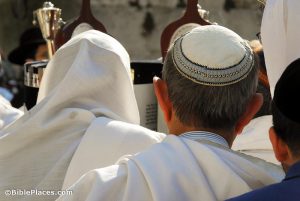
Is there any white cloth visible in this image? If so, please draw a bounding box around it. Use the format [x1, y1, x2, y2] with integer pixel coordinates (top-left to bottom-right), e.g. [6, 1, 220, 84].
[62, 117, 165, 189]
[0, 95, 23, 129]
[261, 0, 300, 97]
[232, 115, 278, 164]
[57, 135, 284, 201]
[0, 30, 142, 201]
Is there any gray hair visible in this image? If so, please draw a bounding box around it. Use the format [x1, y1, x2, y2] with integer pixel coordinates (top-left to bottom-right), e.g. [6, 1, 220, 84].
[162, 48, 259, 132]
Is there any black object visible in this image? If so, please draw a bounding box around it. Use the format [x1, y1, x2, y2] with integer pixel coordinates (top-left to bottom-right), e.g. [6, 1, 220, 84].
[24, 85, 39, 110]
[24, 60, 48, 110]
[177, 0, 186, 8]
[273, 58, 300, 123]
[224, 0, 236, 12]
[131, 60, 163, 84]
[142, 11, 155, 37]
[8, 28, 46, 65]
[272, 58, 300, 155]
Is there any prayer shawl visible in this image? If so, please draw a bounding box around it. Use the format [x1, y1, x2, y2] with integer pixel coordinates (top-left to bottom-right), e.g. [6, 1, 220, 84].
[261, 0, 300, 96]
[57, 135, 284, 201]
[0, 30, 162, 201]
[232, 115, 278, 164]
[62, 117, 165, 189]
[0, 95, 23, 130]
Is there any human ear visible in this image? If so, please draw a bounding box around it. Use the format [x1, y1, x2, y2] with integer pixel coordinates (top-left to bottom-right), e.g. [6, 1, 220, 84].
[153, 76, 172, 123]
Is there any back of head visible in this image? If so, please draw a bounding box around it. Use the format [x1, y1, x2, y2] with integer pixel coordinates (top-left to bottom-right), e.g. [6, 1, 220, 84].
[163, 25, 259, 132]
[272, 58, 300, 157]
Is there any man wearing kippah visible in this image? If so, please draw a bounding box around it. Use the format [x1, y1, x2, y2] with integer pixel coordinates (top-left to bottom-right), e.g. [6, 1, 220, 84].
[57, 25, 283, 201]
[227, 58, 300, 201]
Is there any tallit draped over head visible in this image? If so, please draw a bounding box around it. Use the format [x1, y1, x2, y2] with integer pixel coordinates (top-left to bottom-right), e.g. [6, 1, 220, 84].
[37, 30, 139, 123]
[261, 0, 300, 96]
[0, 30, 139, 201]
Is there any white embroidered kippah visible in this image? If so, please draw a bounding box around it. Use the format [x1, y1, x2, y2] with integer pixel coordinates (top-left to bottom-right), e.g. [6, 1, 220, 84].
[172, 25, 254, 86]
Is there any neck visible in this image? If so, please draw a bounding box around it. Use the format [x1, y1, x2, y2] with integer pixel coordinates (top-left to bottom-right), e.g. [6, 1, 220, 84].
[282, 156, 300, 173]
[168, 119, 235, 147]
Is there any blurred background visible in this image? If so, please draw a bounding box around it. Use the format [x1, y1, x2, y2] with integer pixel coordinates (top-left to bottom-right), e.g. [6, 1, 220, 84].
[0, 0, 263, 109]
[0, 0, 262, 60]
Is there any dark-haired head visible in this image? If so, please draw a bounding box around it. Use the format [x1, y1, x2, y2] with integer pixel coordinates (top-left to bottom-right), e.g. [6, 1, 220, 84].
[272, 58, 300, 162]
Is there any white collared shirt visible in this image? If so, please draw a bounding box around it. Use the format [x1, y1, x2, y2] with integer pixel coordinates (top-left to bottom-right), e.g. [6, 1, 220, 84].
[180, 131, 229, 148]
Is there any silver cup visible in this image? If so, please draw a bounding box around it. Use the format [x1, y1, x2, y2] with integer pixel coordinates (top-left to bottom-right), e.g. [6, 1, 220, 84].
[33, 2, 63, 59]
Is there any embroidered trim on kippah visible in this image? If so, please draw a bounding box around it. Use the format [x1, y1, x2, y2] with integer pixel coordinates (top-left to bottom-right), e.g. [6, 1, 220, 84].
[172, 37, 254, 86]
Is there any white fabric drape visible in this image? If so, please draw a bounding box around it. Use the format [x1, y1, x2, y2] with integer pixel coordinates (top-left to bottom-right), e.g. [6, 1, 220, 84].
[57, 135, 284, 201]
[239, 0, 300, 166]
[234, 0, 300, 167]
[62, 117, 165, 189]
[261, 0, 300, 97]
[0, 30, 141, 201]
[232, 115, 278, 164]
[0, 95, 23, 130]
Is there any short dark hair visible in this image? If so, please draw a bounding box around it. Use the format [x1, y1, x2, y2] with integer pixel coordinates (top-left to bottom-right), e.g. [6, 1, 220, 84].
[162, 48, 259, 132]
[272, 104, 300, 157]
[272, 58, 300, 157]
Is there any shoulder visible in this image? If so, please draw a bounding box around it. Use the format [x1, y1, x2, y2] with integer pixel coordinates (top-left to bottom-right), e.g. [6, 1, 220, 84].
[227, 179, 300, 201]
[88, 117, 166, 142]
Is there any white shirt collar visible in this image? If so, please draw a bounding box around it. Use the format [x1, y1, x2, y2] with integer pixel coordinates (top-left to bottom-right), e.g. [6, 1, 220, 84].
[180, 131, 229, 148]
